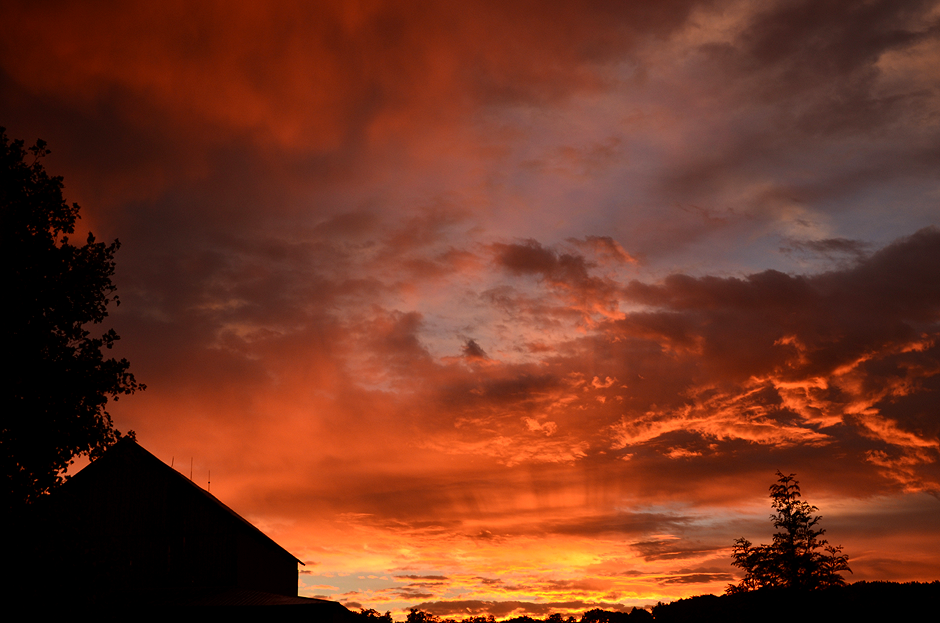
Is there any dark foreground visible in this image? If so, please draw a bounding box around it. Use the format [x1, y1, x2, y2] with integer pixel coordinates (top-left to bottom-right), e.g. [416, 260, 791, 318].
[389, 582, 939, 623]
[648, 581, 938, 622]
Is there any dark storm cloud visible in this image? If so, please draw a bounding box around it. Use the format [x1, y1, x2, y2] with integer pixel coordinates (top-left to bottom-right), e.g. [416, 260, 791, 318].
[413, 228, 939, 498]
[735, 0, 935, 124]
[619, 227, 940, 379]
[496, 239, 567, 276]
[371, 311, 433, 363]
[818, 226, 940, 320]
[780, 237, 872, 263]
[394, 590, 436, 600]
[632, 539, 725, 562]
[659, 572, 733, 585]
[600, 228, 940, 492]
[462, 339, 490, 361]
[544, 512, 693, 538]
[394, 575, 449, 581]
[653, 0, 940, 228]
[493, 240, 621, 316]
[568, 236, 638, 265]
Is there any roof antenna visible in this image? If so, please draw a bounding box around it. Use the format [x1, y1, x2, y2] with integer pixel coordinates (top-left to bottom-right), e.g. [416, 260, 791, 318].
[171, 456, 174, 468]
[190, 457, 193, 481]
[208, 470, 211, 493]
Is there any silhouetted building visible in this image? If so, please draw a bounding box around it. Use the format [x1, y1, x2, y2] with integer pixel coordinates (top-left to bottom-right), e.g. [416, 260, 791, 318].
[21, 438, 351, 613]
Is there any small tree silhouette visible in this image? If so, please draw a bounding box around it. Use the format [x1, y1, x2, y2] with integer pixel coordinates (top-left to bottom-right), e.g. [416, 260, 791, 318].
[727, 471, 850, 593]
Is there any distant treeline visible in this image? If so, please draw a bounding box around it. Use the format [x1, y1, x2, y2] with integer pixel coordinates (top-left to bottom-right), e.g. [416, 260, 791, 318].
[649, 581, 939, 623]
[363, 582, 939, 623]
[357, 607, 653, 623]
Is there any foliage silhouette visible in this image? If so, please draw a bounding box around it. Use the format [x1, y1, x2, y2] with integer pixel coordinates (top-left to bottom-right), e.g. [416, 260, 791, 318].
[727, 471, 850, 593]
[396, 609, 653, 623]
[407, 608, 440, 623]
[2, 127, 143, 511]
[357, 609, 394, 623]
[654, 582, 939, 623]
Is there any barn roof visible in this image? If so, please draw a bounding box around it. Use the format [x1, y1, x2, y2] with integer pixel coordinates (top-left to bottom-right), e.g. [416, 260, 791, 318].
[65, 437, 302, 565]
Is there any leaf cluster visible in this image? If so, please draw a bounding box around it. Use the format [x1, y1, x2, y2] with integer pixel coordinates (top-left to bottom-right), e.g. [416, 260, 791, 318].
[2, 128, 143, 511]
[727, 472, 850, 593]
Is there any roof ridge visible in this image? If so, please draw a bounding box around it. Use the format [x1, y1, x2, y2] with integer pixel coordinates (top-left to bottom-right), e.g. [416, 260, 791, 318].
[67, 438, 302, 564]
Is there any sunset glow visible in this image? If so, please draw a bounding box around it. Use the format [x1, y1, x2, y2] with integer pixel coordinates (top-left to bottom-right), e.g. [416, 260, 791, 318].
[4, 0, 939, 617]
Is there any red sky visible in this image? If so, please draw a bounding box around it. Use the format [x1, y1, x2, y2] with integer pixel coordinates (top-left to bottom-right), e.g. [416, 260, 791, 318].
[4, 0, 940, 617]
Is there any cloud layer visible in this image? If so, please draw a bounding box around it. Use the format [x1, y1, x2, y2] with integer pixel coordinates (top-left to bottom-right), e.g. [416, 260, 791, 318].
[4, 0, 939, 616]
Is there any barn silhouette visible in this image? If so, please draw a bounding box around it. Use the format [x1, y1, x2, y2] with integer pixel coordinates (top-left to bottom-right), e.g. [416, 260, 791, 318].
[28, 438, 354, 614]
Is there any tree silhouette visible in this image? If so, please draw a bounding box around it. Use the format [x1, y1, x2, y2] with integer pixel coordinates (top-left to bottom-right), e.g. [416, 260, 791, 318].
[407, 608, 439, 623]
[357, 609, 394, 623]
[727, 472, 851, 592]
[727, 471, 850, 593]
[2, 127, 143, 511]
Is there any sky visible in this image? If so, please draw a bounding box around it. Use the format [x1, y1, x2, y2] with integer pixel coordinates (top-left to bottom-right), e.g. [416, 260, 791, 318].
[4, 0, 940, 617]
